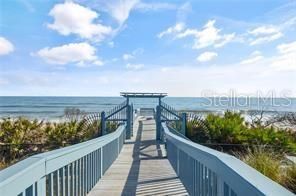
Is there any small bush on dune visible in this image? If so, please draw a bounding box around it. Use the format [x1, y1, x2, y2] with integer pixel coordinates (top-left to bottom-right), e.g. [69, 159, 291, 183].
[186, 120, 210, 143]
[239, 148, 283, 182]
[44, 121, 81, 147]
[205, 111, 247, 144]
[186, 111, 296, 192]
[0, 118, 96, 169]
[238, 148, 296, 193]
[0, 116, 118, 169]
[0, 117, 45, 164]
[0, 117, 44, 144]
[283, 164, 296, 193]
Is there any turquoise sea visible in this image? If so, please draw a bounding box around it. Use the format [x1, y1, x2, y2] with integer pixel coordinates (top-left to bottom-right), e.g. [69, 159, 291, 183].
[0, 96, 295, 120]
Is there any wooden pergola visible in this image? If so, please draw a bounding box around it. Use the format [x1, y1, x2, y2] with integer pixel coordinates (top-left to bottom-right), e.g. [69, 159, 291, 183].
[120, 92, 167, 105]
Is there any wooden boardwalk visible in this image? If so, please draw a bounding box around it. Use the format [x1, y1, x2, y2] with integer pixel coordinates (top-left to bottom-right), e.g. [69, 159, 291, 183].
[88, 116, 188, 196]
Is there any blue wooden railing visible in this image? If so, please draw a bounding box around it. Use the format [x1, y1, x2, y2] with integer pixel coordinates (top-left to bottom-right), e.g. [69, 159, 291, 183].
[101, 101, 133, 138]
[0, 100, 135, 196]
[1, 101, 294, 196]
[161, 120, 294, 196]
[0, 124, 126, 196]
[156, 101, 187, 140]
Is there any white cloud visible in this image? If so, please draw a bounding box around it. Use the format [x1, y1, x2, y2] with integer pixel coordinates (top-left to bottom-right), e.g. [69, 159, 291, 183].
[249, 26, 279, 35]
[182, 20, 235, 49]
[271, 41, 296, 71]
[102, 0, 139, 25]
[237, 41, 296, 72]
[135, 2, 176, 11]
[47, 2, 112, 41]
[92, 0, 176, 25]
[3, 51, 296, 96]
[197, 52, 218, 62]
[122, 48, 144, 61]
[0, 37, 14, 56]
[277, 41, 296, 54]
[214, 33, 236, 48]
[77, 59, 104, 67]
[177, 2, 192, 23]
[160, 20, 235, 49]
[35, 42, 101, 66]
[240, 51, 264, 64]
[240, 55, 263, 65]
[126, 63, 144, 70]
[248, 25, 283, 45]
[250, 50, 262, 56]
[157, 23, 185, 38]
[123, 54, 134, 61]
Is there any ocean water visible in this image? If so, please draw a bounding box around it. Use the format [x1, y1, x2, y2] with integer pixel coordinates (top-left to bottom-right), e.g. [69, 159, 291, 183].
[0, 96, 296, 120]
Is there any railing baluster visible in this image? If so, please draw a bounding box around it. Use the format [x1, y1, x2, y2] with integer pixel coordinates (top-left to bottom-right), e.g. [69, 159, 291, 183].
[91, 152, 94, 187]
[31, 183, 35, 196]
[86, 154, 89, 192]
[80, 158, 82, 196]
[94, 150, 97, 183]
[62, 167, 65, 196]
[100, 148, 103, 179]
[83, 156, 87, 195]
[77, 161, 79, 196]
[72, 162, 75, 196]
[89, 153, 91, 191]
[65, 165, 68, 196]
[50, 172, 54, 196]
[57, 169, 61, 196]
[37, 177, 46, 196]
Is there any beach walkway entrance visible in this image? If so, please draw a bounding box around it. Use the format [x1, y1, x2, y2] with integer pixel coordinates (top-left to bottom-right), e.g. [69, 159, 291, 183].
[88, 112, 188, 195]
[0, 92, 293, 196]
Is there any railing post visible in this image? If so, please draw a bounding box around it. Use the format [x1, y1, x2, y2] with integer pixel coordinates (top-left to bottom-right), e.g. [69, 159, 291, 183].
[156, 105, 161, 140]
[101, 111, 106, 136]
[37, 177, 46, 196]
[126, 105, 131, 139]
[131, 104, 133, 137]
[181, 112, 187, 136]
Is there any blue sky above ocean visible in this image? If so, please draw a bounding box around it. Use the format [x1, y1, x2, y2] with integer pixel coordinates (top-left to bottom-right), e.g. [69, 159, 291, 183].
[0, 0, 295, 96]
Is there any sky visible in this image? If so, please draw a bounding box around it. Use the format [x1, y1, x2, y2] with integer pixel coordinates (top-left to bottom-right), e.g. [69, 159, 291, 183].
[0, 0, 295, 97]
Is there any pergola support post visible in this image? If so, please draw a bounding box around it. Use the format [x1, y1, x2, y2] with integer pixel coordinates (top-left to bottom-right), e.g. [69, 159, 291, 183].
[156, 105, 161, 140]
[181, 112, 187, 136]
[126, 104, 132, 139]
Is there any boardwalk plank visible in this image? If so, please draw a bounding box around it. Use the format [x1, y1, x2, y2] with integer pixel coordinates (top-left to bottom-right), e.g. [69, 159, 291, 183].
[88, 116, 188, 196]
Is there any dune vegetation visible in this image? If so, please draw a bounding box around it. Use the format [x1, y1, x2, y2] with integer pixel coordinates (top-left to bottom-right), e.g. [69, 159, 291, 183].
[0, 106, 119, 170]
[1, 109, 295, 192]
[186, 111, 296, 192]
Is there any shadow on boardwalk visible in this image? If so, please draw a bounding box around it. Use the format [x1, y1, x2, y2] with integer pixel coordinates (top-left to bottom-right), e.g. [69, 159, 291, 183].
[88, 117, 188, 196]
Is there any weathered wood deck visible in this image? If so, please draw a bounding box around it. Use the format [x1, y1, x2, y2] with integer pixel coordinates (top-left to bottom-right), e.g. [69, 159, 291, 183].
[88, 116, 188, 196]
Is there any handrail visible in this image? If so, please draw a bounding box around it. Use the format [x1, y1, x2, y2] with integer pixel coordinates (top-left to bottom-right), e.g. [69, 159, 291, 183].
[0, 124, 127, 196]
[160, 105, 181, 119]
[162, 122, 294, 196]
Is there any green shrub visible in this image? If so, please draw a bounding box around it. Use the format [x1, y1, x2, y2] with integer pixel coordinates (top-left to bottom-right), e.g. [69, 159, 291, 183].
[44, 121, 81, 146]
[0, 117, 105, 169]
[0, 117, 45, 163]
[186, 111, 296, 154]
[0, 117, 44, 144]
[186, 120, 210, 143]
[205, 111, 247, 144]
